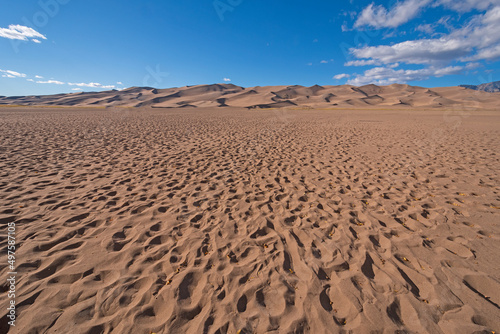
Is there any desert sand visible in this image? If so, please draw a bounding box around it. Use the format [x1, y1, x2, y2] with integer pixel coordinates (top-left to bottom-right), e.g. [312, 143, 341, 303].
[0, 104, 499, 333]
[1, 83, 499, 110]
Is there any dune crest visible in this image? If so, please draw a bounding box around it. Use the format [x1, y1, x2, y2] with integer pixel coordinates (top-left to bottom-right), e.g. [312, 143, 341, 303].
[1, 83, 499, 109]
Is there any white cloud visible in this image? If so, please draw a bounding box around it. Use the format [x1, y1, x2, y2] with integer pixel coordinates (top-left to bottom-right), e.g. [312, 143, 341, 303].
[72, 88, 83, 91]
[0, 69, 27, 78]
[347, 65, 463, 86]
[333, 73, 351, 80]
[465, 62, 481, 69]
[345, 59, 381, 67]
[350, 6, 500, 65]
[3, 67, 121, 91]
[355, 0, 499, 29]
[0, 24, 46, 42]
[437, 0, 500, 12]
[36, 80, 65, 85]
[351, 38, 471, 65]
[466, 44, 500, 60]
[223, 78, 231, 82]
[355, 0, 432, 28]
[116, 81, 123, 85]
[68, 82, 115, 89]
[320, 60, 329, 64]
[415, 23, 434, 34]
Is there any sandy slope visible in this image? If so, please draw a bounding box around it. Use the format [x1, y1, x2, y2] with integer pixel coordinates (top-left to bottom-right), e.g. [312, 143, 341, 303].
[1, 84, 499, 110]
[0, 107, 499, 334]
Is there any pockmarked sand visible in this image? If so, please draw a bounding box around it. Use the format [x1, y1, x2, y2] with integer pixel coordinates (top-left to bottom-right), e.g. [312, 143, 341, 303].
[0, 107, 499, 333]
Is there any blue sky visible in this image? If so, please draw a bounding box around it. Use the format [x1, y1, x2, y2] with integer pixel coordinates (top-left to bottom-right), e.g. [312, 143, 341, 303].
[1, 0, 499, 96]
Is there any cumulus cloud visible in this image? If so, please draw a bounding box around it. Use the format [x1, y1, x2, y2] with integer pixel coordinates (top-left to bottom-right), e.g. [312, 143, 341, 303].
[347, 65, 463, 86]
[333, 73, 351, 80]
[36, 80, 65, 85]
[68, 82, 115, 89]
[351, 38, 471, 65]
[350, 6, 500, 65]
[0, 24, 46, 42]
[223, 78, 231, 82]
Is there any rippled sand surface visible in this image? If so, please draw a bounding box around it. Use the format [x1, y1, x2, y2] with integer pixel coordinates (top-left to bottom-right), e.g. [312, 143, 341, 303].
[1, 107, 499, 333]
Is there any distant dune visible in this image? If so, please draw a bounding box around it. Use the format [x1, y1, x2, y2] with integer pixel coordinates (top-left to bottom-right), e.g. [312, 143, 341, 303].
[1, 83, 500, 109]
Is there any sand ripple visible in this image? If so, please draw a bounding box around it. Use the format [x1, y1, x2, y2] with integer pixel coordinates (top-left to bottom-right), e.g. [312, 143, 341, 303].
[0, 107, 499, 333]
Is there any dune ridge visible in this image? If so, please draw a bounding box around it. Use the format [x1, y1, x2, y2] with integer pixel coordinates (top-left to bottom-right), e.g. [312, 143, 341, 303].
[1, 83, 500, 110]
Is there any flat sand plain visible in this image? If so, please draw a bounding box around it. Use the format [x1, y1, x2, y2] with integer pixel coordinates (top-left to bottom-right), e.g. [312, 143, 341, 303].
[0, 106, 499, 334]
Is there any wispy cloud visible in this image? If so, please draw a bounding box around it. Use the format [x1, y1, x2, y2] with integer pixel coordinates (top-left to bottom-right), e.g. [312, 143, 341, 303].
[68, 82, 116, 89]
[437, 0, 499, 12]
[345, 5, 500, 85]
[355, 0, 432, 29]
[1, 68, 121, 91]
[333, 73, 350, 80]
[347, 65, 463, 86]
[0, 69, 27, 78]
[415, 23, 434, 34]
[223, 78, 231, 82]
[36, 80, 65, 85]
[345, 59, 381, 67]
[2, 70, 22, 77]
[465, 44, 500, 61]
[354, 0, 499, 29]
[0, 24, 46, 42]
[351, 7, 500, 65]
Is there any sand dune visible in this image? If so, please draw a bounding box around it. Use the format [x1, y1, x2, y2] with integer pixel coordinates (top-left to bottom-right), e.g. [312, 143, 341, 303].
[0, 106, 499, 333]
[1, 84, 499, 110]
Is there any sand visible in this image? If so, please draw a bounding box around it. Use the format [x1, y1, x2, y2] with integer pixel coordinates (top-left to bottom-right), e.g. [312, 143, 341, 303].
[0, 106, 499, 333]
[1, 83, 499, 110]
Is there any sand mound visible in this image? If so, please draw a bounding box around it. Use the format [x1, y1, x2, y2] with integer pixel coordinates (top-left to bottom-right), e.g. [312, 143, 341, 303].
[2, 84, 500, 109]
